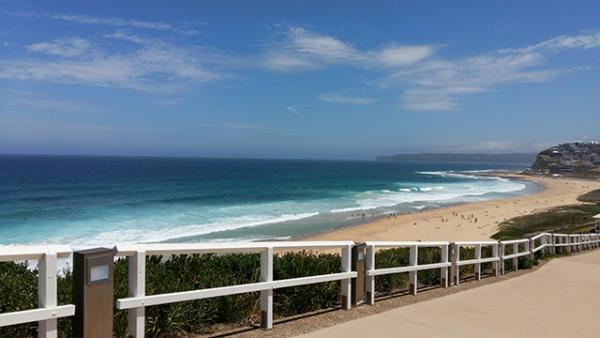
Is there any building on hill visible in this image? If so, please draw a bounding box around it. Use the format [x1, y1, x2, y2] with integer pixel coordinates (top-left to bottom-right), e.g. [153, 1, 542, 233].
[531, 142, 600, 178]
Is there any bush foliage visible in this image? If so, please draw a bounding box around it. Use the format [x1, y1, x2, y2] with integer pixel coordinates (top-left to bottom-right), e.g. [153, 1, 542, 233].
[0, 251, 348, 338]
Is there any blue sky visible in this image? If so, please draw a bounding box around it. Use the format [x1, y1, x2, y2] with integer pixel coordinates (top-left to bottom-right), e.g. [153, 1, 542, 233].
[0, 0, 599, 159]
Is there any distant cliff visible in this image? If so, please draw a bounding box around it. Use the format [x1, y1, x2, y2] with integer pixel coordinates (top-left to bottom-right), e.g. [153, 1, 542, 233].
[531, 142, 600, 177]
[376, 153, 537, 164]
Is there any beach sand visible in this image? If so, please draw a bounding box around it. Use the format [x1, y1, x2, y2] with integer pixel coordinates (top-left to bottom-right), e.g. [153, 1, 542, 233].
[306, 174, 600, 242]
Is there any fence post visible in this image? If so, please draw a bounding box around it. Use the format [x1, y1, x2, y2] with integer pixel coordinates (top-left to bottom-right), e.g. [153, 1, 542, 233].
[529, 238, 535, 261]
[38, 250, 57, 338]
[260, 247, 273, 329]
[492, 243, 499, 277]
[408, 245, 418, 295]
[568, 236, 573, 254]
[511, 243, 518, 270]
[453, 244, 460, 286]
[365, 245, 375, 305]
[441, 244, 449, 288]
[474, 244, 481, 280]
[341, 244, 352, 310]
[500, 243, 505, 275]
[128, 250, 145, 338]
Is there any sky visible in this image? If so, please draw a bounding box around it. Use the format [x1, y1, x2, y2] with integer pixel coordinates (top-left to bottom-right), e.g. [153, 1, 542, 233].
[0, 0, 599, 160]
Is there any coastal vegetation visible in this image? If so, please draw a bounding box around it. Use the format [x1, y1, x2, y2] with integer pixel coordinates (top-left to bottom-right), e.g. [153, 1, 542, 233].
[493, 189, 600, 240]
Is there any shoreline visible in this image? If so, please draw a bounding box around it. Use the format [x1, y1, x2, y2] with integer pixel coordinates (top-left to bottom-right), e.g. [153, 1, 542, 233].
[302, 173, 600, 242]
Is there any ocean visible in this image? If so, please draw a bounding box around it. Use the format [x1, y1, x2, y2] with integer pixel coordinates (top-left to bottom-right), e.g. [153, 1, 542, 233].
[0, 155, 536, 246]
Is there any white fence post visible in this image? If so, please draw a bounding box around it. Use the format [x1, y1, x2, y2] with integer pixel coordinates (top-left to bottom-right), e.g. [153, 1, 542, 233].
[341, 244, 352, 310]
[474, 244, 482, 281]
[492, 243, 499, 277]
[38, 250, 57, 338]
[365, 245, 375, 305]
[409, 245, 418, 295]
[128, 250, 146, 338]
[513, 243, 519, 271]
[529, 238, 535, 260]
[454, 245, 461, 286]
[260, 247, 274, 329]
[500, 243, 505, 275]
[441, 244, 449, 288]
[568, 236, 573, 254]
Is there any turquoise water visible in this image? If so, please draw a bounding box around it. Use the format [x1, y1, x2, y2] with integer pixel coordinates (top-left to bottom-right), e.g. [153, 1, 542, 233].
[0, 155, 535, 246]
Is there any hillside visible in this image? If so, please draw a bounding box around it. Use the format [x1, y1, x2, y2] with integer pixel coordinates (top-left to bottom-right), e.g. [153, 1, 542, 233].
[376, 153, 537, 164]
[531, 142, 600, 177]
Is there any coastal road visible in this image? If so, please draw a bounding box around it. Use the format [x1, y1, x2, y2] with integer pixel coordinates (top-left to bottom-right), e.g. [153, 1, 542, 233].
[299, 250, 600, 338]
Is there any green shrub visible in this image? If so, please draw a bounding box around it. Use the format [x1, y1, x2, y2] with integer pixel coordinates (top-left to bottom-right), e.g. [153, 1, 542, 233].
[1, 251, 344, 338]
[373, 247, 445, 294]
[0, 245, 549, 337]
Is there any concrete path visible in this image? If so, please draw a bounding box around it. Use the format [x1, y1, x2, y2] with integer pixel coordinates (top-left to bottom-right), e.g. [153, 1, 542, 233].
[299, 250, 600, 338]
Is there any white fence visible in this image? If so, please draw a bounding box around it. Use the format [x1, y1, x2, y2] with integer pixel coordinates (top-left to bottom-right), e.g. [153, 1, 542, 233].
[2, 233, 600, 336]
[364, 241, 450, 304]
[114, 241, 356, 338]
[553, 233, 571, 249]
[499, 239, 530, 274]
[0, 245, 74, 338]
[530, 233, 551, 255]
[454, 241, 500, 285]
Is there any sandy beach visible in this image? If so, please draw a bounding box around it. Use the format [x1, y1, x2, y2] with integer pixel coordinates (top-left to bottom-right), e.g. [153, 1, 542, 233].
[306, 174, 600, 242]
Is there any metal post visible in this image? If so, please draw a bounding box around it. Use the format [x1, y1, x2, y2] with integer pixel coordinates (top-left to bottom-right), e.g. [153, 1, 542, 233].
[38, 250, 57, 338]
[128, 250, 145, 338]
[341, 245, 352, 310]
[73, 248, 114, 338]
[260, 247, 273, 329]
[408, 245, 418, 295]
[365, 245, 375, 305]
[351, 243, 366, 306]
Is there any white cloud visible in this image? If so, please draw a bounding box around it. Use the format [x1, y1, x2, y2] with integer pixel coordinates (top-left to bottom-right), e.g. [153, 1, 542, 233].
[0, 33, 225, 91]
[285, 104, 312, 114]
[27, 38, 91, 57]
[264, 27, 600, 112]
[518, 31, 600, 52]
[263, 26, 435, 71]
[388, 31, 600, 112]
[11, 11, 198, 35]
[286, 27, 359, 61]
[318, 93, 378, 105]
[375, 45, 435, 66]
[264, 53, 318, 72]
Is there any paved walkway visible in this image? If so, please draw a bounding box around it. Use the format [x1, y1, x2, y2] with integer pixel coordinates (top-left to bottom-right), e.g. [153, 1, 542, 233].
[300, 250, 600, 338]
